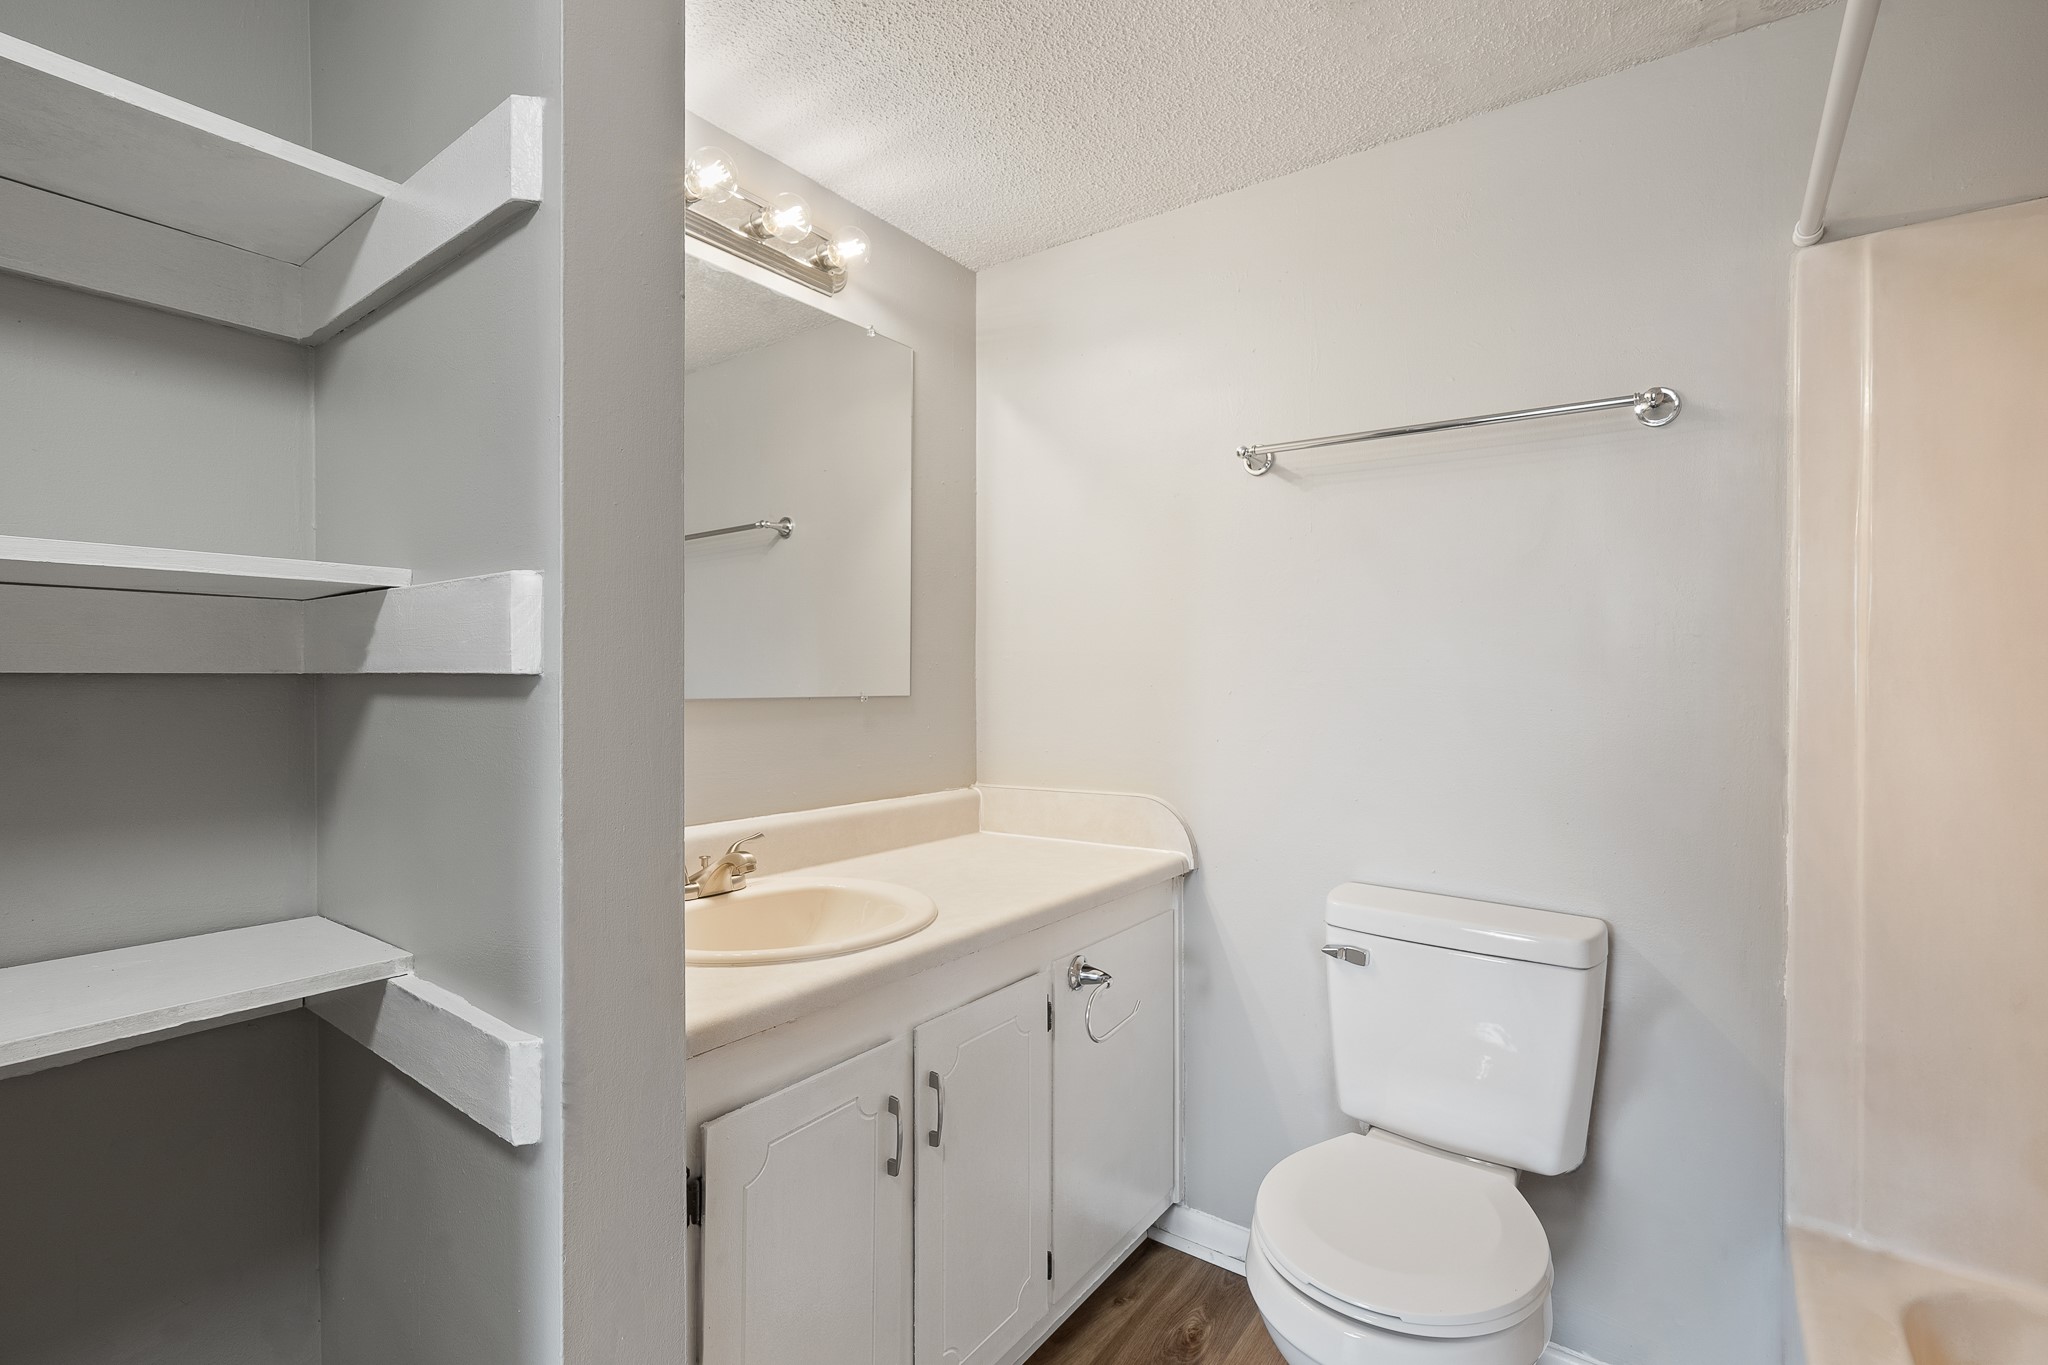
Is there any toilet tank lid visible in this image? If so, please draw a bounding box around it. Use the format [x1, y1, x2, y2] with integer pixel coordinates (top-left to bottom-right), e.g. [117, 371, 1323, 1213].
[1326, 883, 1607, 969]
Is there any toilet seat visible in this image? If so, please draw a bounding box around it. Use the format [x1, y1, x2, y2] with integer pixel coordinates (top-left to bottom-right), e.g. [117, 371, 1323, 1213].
[1253, 1130, 1552, 1337]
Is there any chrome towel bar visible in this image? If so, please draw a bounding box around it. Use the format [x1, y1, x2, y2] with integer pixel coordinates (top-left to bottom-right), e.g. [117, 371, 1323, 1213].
[685, 516, 794, 542]
[1235, 386, 1681, 475]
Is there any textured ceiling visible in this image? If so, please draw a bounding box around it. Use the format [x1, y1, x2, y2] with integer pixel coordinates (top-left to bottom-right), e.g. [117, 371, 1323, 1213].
[685, 0, 1826, 268]
[685, 252, 837, 372]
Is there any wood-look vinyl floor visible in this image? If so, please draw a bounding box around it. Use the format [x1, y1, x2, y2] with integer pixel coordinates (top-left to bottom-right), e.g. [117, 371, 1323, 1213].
[1026, 1240, 1287, 1365]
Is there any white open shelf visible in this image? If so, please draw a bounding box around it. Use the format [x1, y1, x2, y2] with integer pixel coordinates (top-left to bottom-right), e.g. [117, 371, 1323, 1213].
[0, 918, 543, 1146]
[0, 31, 542, 343]
[0, 918, 408, 1078]
[0, 534, 413, 599]
[0, 535, 543, 674]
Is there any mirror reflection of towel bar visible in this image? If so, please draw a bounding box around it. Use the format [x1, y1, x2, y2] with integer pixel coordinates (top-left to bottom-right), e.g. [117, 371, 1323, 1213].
[685, 517, 793, 542]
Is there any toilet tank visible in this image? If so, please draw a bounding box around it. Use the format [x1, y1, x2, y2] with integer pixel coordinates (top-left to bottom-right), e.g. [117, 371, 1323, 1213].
[1324, 883, 1607, 1175]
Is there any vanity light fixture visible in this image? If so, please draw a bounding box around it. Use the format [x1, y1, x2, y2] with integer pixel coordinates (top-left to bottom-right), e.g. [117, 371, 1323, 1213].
[683, 145, 871, 295]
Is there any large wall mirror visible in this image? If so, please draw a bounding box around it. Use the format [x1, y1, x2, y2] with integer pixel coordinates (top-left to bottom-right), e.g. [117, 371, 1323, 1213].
[684, 252, 913, 699]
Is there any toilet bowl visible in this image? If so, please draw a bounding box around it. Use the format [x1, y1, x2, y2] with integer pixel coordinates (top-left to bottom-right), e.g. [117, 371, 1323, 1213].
[1250, 884, 1610, 1365]
[1247, 1130, 1552, 1365]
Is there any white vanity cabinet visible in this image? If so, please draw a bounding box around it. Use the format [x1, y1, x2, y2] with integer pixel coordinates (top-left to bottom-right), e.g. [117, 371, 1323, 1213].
[913, 975, 1052, 1365]
[701, 1038, 915, 1365]
[691, 891, 1182, 1365]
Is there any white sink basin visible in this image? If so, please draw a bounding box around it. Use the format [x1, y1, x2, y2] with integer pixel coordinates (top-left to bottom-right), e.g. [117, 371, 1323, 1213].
[685, 876, 939, 966]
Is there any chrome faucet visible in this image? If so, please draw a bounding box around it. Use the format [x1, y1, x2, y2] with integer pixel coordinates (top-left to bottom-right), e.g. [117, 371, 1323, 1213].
[686, 834, 763, 900]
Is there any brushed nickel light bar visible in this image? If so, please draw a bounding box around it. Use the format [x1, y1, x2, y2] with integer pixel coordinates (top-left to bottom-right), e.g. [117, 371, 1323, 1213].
[1234, 386, 1682, 476]
[683, 145, 870, 296]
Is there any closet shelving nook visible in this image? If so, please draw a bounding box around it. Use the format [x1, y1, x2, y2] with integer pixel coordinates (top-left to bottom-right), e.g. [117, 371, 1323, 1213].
[0, 30, 546, 1146]
[0, 33, 542, 343]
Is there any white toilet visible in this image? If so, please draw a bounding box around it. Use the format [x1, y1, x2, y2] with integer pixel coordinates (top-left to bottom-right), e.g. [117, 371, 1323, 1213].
[1247, 883, 1609, 1365]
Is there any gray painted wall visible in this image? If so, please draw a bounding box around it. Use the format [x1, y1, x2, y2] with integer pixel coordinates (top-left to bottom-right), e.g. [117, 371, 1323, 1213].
[0, 1019, 321, 1365]
[0, 676, 314, 969]
[0, 274, 312, 556]
[306, 0, 566, 1360]
[0, 2, 318, 970]
[0, 3, 322, 1358]
[0, 0, 311, 140]
[682, 114, 977, 823]
[975, 5, 2048, 1364]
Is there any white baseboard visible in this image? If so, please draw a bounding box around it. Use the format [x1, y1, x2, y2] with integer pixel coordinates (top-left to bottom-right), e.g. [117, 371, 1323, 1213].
[1149, 1203, 1249, 1274]
[1146, 1204, 1618, 1365]
[1541, 1347, 1615, 1365]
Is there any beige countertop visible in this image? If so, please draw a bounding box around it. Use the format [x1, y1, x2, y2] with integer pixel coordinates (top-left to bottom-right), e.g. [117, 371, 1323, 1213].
[685, 831, 1188, 1056]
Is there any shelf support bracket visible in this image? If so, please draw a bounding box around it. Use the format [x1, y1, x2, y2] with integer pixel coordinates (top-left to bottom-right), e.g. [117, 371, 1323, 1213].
[310, 973, 544, 1147]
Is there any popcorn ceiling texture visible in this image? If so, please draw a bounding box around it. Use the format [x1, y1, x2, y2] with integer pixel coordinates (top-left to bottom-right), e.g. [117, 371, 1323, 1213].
[684, 0, 1828, 268]
[684, 252, 835, 372]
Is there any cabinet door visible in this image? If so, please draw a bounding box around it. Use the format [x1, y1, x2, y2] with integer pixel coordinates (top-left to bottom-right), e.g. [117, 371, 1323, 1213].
[913, 975, 1051, 1365]
[702, 1037, 913, 1365]
[1050, 910, 1177, 1300]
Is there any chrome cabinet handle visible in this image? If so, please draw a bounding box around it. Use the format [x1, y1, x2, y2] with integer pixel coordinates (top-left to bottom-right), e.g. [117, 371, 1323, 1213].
[1322, 944, 1370, 966]
[886, 1095, 903, 1176]
[927, 1071, 944, 1147]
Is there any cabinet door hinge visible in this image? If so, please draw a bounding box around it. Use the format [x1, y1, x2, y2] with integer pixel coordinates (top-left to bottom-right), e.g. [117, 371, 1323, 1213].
[686, 1171, 705, 1226]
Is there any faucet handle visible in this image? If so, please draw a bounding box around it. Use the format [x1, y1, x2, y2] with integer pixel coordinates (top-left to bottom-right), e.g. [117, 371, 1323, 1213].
[727, 833, 764, 873]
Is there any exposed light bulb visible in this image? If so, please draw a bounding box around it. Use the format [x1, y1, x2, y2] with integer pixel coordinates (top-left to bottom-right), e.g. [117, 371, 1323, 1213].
[683, 146, 739, 203]
[819, 226, 871, 271]
[759, 191, 813, 244]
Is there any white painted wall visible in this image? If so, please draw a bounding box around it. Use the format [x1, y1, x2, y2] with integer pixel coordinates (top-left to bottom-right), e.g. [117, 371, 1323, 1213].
[557, 0, 687, 1350]
[311, 1, 689, 1357]
[306, 0, 565, 1360]
[975, 5, 2048, 1363]
[684, 318, 913, 699]
[683, 113, 975, 821]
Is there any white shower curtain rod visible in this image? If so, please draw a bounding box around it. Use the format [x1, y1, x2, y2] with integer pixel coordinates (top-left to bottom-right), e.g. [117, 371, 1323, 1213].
[1793, 0, 1883, 247]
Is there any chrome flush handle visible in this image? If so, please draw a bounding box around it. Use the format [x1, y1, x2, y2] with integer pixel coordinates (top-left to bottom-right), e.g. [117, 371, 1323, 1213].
[1322, 944, 1371, 967]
